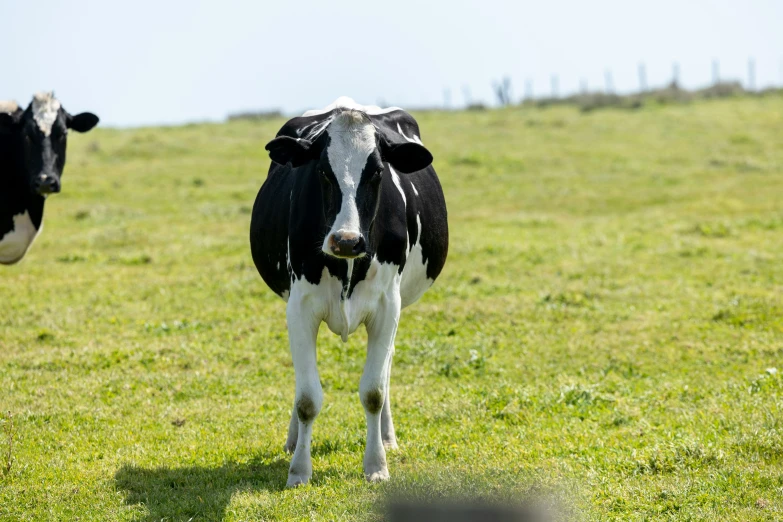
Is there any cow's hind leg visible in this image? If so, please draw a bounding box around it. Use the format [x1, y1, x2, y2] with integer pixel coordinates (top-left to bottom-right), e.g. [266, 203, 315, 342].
[381, 348, 398, 450]
[361, 294, 401, 482]
[285, 292, 322, 487]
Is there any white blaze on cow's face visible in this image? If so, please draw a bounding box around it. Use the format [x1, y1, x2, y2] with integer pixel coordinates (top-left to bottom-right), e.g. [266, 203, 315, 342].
[32, 92, 61, 137]
[26, 92, 66, 195]
[321, 111, 379, 259]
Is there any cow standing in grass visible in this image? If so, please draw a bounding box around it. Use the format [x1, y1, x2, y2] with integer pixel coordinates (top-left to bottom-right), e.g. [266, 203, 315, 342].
[0, 92, 99, 264]
[250, 97, 448, 486]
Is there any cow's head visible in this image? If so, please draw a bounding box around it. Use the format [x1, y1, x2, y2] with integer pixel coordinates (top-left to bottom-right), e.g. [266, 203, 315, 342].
[0, 92, 99, 196]
[266, 110, 432, 259]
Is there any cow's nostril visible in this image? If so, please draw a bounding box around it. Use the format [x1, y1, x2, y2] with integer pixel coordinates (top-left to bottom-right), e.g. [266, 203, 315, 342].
[352, 236, 366, 254]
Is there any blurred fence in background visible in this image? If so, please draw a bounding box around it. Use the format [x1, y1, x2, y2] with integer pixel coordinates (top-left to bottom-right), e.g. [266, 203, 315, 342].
[227, 58, 783, 120]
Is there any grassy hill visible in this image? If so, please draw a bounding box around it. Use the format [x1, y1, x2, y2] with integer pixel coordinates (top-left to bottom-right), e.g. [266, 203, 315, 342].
[1, 96, 782, 520]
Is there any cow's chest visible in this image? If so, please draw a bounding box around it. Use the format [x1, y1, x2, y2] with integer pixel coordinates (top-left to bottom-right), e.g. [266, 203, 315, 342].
[295, 258, 402, 341]
[0, 211, 40, 265]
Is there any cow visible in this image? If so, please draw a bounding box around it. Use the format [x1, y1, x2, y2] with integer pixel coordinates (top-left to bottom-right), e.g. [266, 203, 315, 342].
[250, 97, 448, 486]
[0, 92, 99, 264]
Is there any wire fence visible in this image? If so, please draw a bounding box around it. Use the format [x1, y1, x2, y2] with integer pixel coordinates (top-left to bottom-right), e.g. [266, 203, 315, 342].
[481, 58, 783, 112]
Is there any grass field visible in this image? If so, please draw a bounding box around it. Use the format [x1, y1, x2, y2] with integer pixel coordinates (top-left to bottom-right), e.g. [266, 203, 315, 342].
[1, 96, 783, 521]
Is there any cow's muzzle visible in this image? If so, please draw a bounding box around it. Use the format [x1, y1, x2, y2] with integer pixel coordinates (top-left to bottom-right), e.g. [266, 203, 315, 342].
[327, 232, 366, 259]
[35, 174, 60, 195]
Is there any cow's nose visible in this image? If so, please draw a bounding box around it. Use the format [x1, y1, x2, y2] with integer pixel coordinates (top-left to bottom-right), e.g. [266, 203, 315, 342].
[329, 232, 366, 258]
[35, 175, 60, 194]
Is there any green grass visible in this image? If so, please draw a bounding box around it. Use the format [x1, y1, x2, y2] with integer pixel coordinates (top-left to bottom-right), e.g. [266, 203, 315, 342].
[2, 96, 783, 520]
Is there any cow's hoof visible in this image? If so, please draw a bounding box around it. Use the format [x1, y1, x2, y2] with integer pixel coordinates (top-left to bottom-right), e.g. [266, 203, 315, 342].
[383, 440, 398, 450]
[365, 468, 390, 483]
[283, 441, 296, 454]
[286, 473, 310, 487]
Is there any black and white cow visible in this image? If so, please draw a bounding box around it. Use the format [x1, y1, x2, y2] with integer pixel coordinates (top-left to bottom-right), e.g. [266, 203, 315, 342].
[250, 97, 448, 486]
[0, 92, 99, 264]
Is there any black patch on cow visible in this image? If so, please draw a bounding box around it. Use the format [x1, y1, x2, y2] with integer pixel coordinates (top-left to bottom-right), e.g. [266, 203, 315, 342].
[296, 396, 318, 423]
[362, 388, 384, 415]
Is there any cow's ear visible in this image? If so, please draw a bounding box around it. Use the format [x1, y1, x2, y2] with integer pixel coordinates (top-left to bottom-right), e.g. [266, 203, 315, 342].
[265, 136, 315, 167]
[381, 141, 433, 174]
[67, 112, 99, 133]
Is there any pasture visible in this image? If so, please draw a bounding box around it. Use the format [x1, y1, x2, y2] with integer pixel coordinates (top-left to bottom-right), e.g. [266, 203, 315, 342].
[1, 96, 782, 520]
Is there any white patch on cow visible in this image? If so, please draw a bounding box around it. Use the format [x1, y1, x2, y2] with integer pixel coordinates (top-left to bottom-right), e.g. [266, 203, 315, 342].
[31, 92, 61, 137]
[399, 213, 432, 308]
[303, 96, 402, 117]
[337, 259, 355, 341]
[281, 238, 292, 303]
[286, 258, 403, 347]
[410, 182, 419, 196]
[0, 100, 19, 114]
[389, 166, 406, 208]
[0, 211, 41, 265]
[396, 123, 423, 145]
[321, 111, 376, 255]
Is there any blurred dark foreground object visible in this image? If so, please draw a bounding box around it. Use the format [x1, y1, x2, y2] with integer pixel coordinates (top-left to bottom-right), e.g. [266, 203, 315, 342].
[388, 499, 555, 522]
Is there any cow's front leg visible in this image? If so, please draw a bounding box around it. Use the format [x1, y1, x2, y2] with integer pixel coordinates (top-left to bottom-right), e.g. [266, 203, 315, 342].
[286, 293, 322, 487]
[381, 348, 398, 450]
[284, 405, 298, 453]
[361, 293, 401, 482]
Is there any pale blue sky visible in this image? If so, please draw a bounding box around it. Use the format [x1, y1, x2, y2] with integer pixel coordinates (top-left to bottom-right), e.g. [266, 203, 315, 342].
[3, 0, 781, 126]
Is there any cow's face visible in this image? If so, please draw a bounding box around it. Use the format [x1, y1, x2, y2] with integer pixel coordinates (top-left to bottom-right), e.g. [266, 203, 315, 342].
[0, 93, 98, 197]
[266, 110, 432, 260]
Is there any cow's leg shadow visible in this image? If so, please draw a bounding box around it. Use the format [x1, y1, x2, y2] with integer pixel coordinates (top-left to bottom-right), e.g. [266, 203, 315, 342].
[114, 449, 336, 521]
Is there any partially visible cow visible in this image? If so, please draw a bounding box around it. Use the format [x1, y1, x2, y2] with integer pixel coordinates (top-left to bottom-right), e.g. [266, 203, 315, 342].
[0, 92, 99, 264]
[250, 97, 448, 486]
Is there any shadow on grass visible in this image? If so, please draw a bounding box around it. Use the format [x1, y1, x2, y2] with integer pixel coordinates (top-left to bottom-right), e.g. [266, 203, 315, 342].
[115, 452, 293, 522]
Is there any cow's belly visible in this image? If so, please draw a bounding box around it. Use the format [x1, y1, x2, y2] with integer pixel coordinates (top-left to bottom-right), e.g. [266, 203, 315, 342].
[0, 211, 40, 265]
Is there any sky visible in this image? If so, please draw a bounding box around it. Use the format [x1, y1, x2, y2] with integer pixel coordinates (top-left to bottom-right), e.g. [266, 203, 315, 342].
[2, 0, 782, 127]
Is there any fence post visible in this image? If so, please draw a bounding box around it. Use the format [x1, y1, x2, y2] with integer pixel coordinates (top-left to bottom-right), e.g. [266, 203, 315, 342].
[672, 62, 680, 87]
[525, 79, 533, 101]
[462, 85, 472, 106]
[747, 58, 756, 92]
[712, 59, 720, 85]
[551, 75, 559, 98]
[638, 62, 647, 92]
[605, 70, 614, 93]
